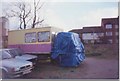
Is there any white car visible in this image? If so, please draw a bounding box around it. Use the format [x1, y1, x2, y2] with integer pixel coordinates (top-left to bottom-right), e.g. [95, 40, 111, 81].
[0, 49, 33, 79]
[4, 48, 38, 66]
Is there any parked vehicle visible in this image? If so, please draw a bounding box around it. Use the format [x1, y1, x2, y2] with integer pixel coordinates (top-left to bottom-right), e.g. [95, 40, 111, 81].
[51, 32, 85, 67]
[2, 48, 38, 66]
[8, 27, 63, 60]
[0, 49, 33, 79]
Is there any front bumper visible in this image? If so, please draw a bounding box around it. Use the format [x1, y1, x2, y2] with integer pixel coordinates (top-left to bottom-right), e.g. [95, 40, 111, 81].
[8, 67, 33, 78]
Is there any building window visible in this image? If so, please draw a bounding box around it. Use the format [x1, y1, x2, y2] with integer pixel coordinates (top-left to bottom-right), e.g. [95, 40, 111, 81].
[84, 40, 88, 43]
[82, 33, 98, 40]
[96, 40, 100, 43]
[105, 24, 112, 29]
[115, 25, 118, 29]
[115, 32, 119, 36]
[106, 32, 112, 36]
[91, 40, 94, 43]
[97, 33, 104, 37]
[38, 31, 50, 42]
[116, 39, 119, 43]
[25, 32, 36, 43]
[108, 39, 113, 43]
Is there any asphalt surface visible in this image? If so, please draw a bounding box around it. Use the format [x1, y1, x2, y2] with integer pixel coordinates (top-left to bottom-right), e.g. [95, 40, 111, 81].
[18, 56, 119, 79]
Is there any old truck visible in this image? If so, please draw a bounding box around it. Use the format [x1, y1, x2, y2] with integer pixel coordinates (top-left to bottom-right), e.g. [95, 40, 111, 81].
[8, 27, 63, 60]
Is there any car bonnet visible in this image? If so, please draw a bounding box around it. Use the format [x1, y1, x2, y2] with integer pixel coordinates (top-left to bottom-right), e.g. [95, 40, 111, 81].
[2, 58, 32, 68]
[15, 54, 37, 61]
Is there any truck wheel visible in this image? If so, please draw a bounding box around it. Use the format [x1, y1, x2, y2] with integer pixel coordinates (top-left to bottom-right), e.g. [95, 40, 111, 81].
[50, 58, 57, 64]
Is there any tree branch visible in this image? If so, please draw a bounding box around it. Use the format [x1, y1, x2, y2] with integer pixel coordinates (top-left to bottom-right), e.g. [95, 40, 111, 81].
[34, 19, 44, 25]
[36, 2, 44, 11]
[36, 0, 41, 8]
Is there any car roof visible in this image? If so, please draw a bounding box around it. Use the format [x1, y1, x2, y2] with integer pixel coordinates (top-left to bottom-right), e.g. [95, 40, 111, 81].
[0, 48, 18, 51]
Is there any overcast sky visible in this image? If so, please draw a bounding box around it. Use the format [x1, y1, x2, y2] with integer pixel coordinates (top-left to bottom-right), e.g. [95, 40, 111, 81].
[1, 0, 119, 31]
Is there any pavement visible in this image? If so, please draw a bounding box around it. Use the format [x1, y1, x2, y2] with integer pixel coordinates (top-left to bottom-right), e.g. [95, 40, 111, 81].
[19, 55, 119, 79]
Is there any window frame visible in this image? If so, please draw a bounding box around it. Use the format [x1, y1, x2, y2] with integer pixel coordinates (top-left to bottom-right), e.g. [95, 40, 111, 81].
[115, 25, 118, 29]
[106, 32, 112, 36]
[115, 32, 119, 36]
[105, 24, 112, 29]
[108, 39, 113, 43]
[37, 31, 51, 42]
[25, 32, 37, 43]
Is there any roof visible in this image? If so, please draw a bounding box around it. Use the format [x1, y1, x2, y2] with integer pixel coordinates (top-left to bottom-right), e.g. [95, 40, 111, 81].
[69, 29, 83, 34]
[82, 26, 103, 33]
[0, 17, 8, 22]
[70, 26, 103, 33]
[101, 17, 119, 25]
[9, 26, 63, 32]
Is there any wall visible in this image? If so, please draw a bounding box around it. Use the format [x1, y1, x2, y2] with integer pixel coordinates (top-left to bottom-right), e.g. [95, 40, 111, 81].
[0, 17, 9, 48]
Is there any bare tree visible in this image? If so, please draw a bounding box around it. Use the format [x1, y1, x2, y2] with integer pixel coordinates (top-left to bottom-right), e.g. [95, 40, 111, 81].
[5, 2, 31, 29]
[5, 0, 44, 29]
[32, 0, 44, 28]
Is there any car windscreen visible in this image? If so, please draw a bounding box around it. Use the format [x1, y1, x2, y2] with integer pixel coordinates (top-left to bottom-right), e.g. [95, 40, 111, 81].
[6, 49, 18, 57]
[14, 49, 25, 56]
[0, 50, 12, 60]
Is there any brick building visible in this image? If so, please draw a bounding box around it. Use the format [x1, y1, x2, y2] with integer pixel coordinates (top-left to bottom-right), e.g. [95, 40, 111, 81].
[69, 17, 119, 44]
[0, 17, 9, 48]
[82, 26, 104, 44]
[101, 17, 119, 44]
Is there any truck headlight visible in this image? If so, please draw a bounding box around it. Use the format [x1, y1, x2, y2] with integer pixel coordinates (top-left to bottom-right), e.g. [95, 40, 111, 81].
[14, 67, 20, 71]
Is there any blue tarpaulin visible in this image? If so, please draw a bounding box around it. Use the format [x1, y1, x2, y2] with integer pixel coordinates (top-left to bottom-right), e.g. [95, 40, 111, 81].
[51, 32, 85, 67]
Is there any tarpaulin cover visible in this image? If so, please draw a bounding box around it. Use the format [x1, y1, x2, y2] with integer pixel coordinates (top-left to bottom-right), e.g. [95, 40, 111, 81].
[51, 32, 85, 67]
